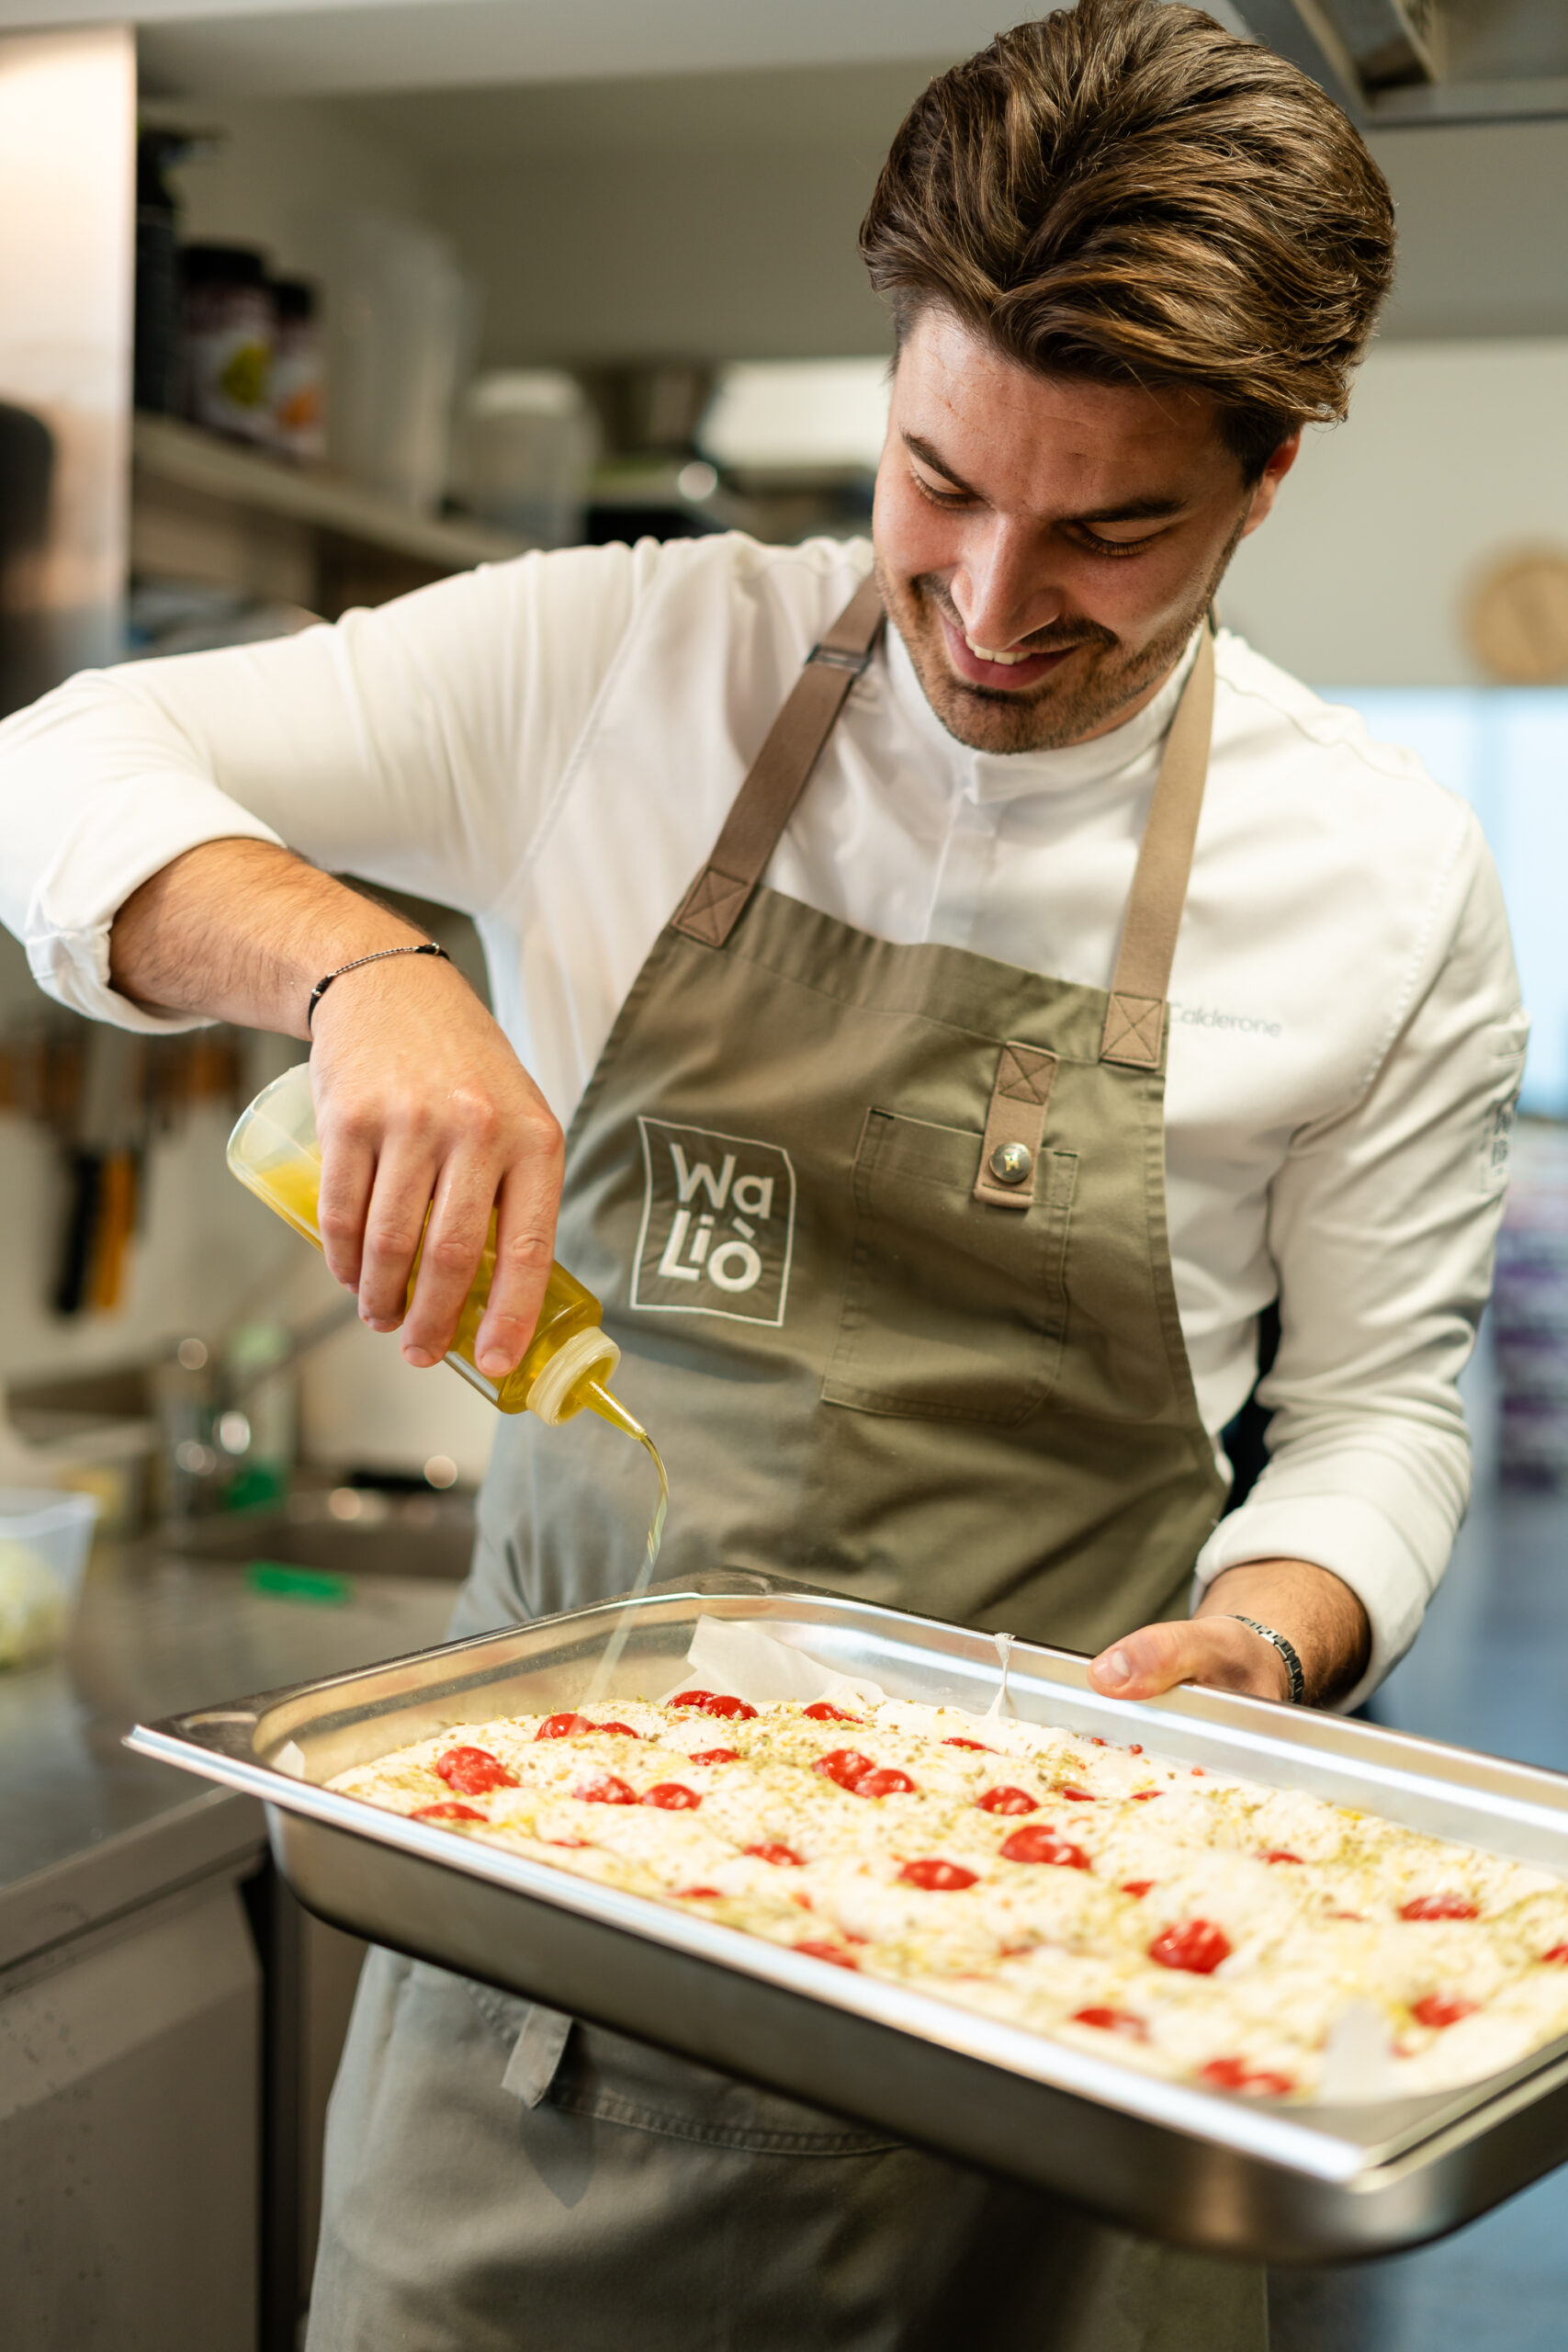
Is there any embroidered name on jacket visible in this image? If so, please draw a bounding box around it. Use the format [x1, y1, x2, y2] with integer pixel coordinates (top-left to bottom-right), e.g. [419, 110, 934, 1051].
[631, 1118, 796, 1325]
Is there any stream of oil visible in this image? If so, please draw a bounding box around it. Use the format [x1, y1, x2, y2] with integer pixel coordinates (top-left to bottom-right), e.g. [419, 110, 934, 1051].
[578, 1380, 669, 1708]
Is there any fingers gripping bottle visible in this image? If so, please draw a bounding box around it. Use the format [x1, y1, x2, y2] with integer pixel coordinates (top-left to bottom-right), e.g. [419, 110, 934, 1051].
[226, 1063, 649, 1447]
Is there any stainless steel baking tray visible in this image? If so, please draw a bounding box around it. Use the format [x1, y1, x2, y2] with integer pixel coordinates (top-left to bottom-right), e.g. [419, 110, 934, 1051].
[128, 1570, 1568, 2261]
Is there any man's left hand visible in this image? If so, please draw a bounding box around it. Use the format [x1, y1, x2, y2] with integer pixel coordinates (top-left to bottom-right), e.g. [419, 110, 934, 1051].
[1087, 1559, 1371, 1710]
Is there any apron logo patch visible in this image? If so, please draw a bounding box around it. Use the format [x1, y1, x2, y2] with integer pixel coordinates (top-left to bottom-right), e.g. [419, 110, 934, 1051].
[631, 1118, 796, 1325]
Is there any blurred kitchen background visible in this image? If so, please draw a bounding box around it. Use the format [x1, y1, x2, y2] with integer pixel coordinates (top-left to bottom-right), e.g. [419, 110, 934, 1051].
[0, 5, 1566, 2349]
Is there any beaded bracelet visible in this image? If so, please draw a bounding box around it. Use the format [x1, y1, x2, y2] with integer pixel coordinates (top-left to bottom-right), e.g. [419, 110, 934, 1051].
[306, 941, 452, 1032]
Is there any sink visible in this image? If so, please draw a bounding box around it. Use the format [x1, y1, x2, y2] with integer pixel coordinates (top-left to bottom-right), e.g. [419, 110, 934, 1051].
[164, 1490, 476, 1581]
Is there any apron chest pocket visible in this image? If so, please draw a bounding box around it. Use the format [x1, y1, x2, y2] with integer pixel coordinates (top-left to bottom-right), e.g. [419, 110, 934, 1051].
[823, 1108, 1077, 1427]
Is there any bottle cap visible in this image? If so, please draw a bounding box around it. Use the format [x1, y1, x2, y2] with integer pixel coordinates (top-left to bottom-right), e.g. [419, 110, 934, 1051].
[526, 1327, 621, 1426]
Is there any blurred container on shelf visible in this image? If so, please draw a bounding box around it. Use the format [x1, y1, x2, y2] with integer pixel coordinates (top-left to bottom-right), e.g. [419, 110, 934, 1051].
[325, 212, 474, 514]
[0, 1487, 100, 1668]
[699, 357, 888, 476]
[267, 277, 326, 463]
[180, 243, 276, 444]
[1494, 1119, 1568, 1487]
[133, 127, 192, 418]
[451, 371, 595, 548]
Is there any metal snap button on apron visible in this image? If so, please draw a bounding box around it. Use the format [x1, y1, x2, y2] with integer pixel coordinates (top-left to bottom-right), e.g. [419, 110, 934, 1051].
[988, 1141, 1033, 1187]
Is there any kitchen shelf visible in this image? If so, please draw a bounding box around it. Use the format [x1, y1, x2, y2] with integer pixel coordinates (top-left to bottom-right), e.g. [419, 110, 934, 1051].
[130, 413, 527, 616]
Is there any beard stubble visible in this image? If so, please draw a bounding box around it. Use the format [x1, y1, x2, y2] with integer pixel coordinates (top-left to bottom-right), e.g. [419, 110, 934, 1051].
[873, 516, 1246, 757]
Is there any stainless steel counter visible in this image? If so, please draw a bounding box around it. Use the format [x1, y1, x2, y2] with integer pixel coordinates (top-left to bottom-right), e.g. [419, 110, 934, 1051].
[1, 1542, 459, 2352]
[0, 1544, 457, 1961]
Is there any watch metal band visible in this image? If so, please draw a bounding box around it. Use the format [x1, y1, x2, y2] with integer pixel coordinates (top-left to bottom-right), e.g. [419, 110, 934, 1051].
[1226, 1614, 1305, 1705]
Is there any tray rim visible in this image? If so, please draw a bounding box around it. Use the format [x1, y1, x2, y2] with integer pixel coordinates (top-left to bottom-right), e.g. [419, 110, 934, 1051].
[125, 1572, 1568, 2186]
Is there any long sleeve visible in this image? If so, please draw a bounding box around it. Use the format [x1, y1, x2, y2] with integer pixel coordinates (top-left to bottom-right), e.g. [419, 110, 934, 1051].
[0, 543, 649, 1030]
[1194, 816, 1528, 1705]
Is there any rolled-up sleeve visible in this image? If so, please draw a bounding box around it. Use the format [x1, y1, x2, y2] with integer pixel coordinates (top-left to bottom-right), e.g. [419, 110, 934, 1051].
[0, 543, 644, 1030]
[1195, 814, 1528, 1706]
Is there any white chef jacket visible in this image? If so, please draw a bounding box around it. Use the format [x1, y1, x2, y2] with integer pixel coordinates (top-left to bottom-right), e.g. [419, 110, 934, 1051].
[0, 531, 1528, 1701]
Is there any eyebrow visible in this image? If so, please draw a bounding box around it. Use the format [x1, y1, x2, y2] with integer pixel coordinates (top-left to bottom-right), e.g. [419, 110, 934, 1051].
[902, 431, 1189, 525]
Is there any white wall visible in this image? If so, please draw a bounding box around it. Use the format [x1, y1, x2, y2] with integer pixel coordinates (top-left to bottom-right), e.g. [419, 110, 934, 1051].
[1223, 339, 1568, 688]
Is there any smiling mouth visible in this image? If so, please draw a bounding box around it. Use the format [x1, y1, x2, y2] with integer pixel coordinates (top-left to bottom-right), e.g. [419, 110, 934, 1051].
[933, 607, 1088, 690]
[963, 634, 1034, 666]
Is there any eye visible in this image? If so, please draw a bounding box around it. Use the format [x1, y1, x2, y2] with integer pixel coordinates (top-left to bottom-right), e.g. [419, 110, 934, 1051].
[908, 465, 973, 510]
[1070, 525, 1164, 560]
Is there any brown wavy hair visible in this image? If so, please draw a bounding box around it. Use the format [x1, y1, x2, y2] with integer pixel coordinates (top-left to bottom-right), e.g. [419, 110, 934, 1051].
[860, 0, 1395, 479]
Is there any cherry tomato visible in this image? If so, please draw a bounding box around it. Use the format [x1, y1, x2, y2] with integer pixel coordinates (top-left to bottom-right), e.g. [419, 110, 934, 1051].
[574, 1774, 637, 1805]
[678, 1886, 723, 1899]
[412, 1801, 485, 1823]
[1149, 1920, 1232, 1975]
[745, 1842, 805, 1867]
[641, 1782, 702, 1810]
[536, 1713, 594, 1740]
[1072, 2006, 1148, 2041]
[898, 1859, 979, 1892]
[597, 1723, 640, 1738]
[1400, 1894, 1479, 1922]
[855, 1767, 918, 1799]
[1259, 1850, 1303, 1866]
[1196, 2056, 1294, 2097]
[1000, 1826, 1090, 1870]
[1122, 1880, 1155, 1899]
[547, 1837, 590, 1849]
[814, 1748, 876, 1791]
[976, 1786, 1038, 1815]
[1131, 1790, 1162, 1802]
[1128, 1744, 1144, 1756]
[1059, 1786, 1096, 1802]
[803, 1702, 861, 1723]
[1411, 1993, 1478, 2030]
[944, 1737, 993, 1752]
[434, 1746, 518, 1795]
[795, 1939, 860, 1970]
[1087, 1736, 1108, 1747]
[1541, 1944, 1568, 1964]
[689, 1747, 740, 1766]
[670, 1690, 759, 1720]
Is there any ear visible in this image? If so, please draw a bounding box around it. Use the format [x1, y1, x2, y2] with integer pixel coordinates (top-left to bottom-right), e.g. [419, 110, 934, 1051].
[1239, 431, 1301, 538]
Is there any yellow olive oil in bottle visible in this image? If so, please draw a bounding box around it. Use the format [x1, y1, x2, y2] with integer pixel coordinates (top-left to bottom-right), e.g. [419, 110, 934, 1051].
[226, 1064, 667, 1587]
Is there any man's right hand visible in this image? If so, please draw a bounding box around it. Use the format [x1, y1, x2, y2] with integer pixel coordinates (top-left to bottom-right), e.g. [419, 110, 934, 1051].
[110, 838, 564, 1376]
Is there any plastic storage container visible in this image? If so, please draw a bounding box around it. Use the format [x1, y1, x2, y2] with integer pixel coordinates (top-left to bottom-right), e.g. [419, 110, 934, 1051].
[0, 1488, 101, 1668]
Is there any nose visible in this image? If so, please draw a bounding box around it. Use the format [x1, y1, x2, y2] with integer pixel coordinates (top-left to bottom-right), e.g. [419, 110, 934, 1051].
[950, 518, 1066, 652]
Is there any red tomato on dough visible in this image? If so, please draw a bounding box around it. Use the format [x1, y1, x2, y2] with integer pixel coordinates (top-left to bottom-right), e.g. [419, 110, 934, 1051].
[976, 1786, 1038, 1815]
[999, 1826, 1090, 1870]
[434, 1746, 518, 1794]
[897, 1859, 979, 1893]
[411, 1801, 485, 1823]
[641, 1782, 702, 1811]
[1149, 1920, 1232, 1975]
[1400, 1894, 1479, 1922]
[670, 1690, 759, 1720]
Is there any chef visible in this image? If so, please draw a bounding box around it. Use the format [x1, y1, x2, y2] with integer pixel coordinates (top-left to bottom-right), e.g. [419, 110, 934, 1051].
[0, 2, 1525, 2344]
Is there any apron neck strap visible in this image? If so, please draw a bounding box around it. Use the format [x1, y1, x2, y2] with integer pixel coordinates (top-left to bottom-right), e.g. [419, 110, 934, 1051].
[671, 573, 1216, 1057]
[673, 572, 886, 948]
[1099, 623, 1216, 1069]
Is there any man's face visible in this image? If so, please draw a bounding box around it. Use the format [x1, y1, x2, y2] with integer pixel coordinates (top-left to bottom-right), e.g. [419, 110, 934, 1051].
[874, 309, 1297, 755]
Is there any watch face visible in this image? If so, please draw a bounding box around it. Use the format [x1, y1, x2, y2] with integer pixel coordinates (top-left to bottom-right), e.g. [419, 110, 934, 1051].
[1466, 548, 1568, 685]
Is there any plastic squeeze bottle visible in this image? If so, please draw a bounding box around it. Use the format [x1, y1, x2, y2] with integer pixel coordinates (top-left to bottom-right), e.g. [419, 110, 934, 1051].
[226, 1063, 648, 1442]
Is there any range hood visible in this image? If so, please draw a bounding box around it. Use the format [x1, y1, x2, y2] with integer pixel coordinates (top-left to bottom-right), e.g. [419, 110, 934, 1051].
[1243, 0, 1568, 123]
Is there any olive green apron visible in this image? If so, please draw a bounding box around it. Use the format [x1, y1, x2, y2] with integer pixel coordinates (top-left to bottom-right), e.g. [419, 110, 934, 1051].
[464, 574, 1227, 1650]
[308, 582, 1260, 2352]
